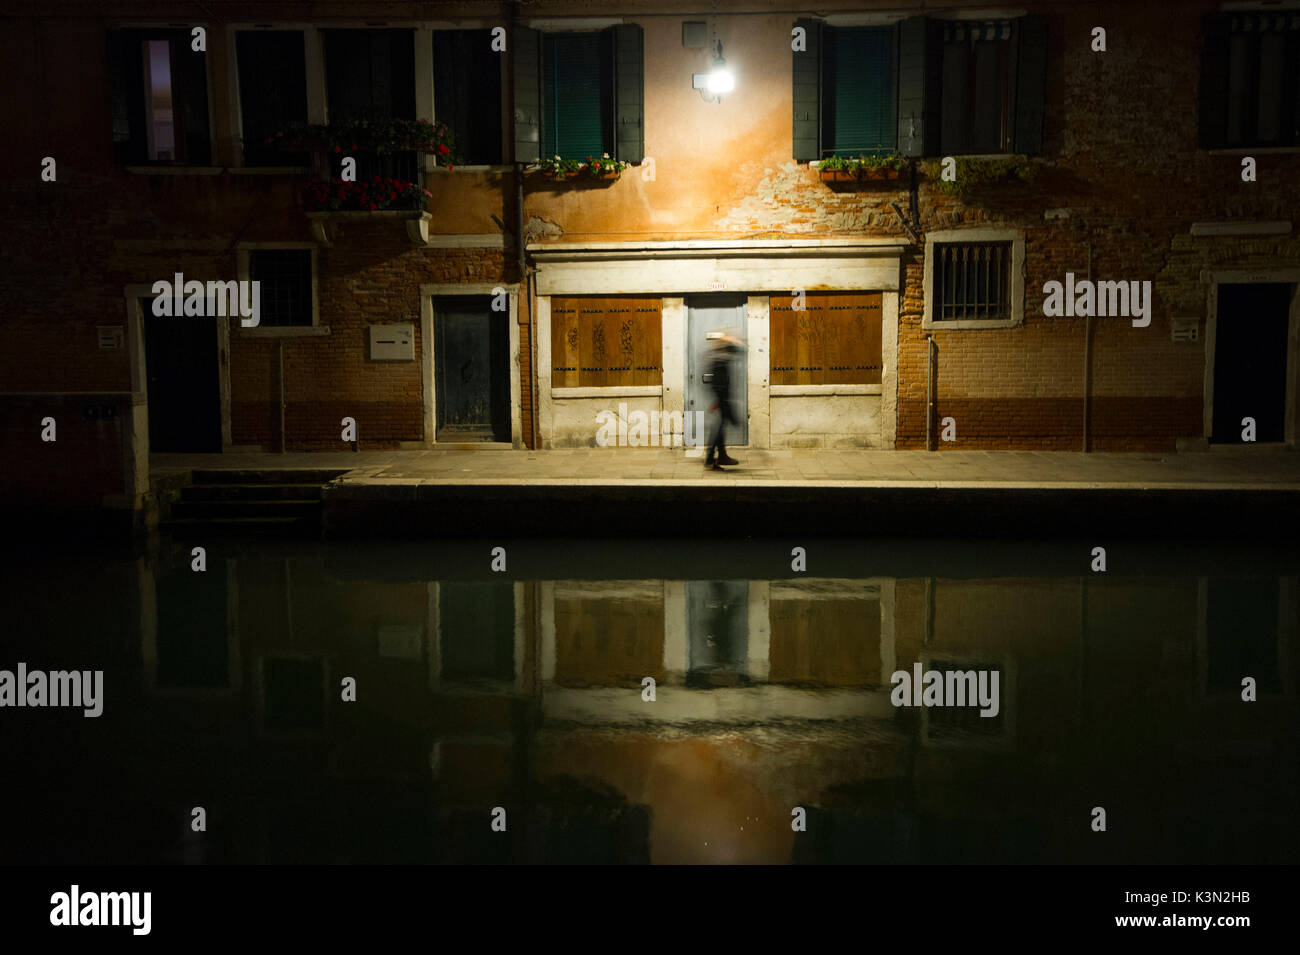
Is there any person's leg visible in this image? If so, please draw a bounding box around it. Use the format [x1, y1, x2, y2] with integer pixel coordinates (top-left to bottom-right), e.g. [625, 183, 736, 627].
[706, 406, 723, 465]
[716, 402, 739, 465]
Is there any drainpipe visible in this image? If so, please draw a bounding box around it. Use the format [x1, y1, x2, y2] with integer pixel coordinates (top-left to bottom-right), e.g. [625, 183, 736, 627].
[1081, 240, 1092, 452]
[278, 340, 286, 454]
[925, 335, 936, 451]
[516, 160, 536, 449]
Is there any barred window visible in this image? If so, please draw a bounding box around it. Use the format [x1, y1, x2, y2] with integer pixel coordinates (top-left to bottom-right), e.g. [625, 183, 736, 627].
[932, 241, 1011, 322]
[769, 291, 882, 386]
[550, 296, 662, 387]
[249, 249, 314, 327]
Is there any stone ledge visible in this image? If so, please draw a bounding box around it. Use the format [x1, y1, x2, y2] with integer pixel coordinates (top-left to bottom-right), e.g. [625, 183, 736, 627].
[305, 210, 434, 247]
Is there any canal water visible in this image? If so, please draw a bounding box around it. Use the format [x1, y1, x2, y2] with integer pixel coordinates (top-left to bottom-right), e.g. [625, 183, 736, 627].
[1, 536, 1296, 864]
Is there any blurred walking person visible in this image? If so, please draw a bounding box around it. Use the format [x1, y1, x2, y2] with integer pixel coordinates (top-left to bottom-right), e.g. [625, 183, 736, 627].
[704, 332, 744, 470]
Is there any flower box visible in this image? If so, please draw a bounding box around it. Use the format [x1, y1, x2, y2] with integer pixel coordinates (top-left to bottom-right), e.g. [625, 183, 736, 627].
[306, 210, 434, 248]
[535, 156, 629, 182]
[817, 157, 904, 184]
[859, 165, 901, 182]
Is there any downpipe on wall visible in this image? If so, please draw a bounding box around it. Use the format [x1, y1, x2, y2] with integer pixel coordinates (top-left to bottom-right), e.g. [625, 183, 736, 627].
[925, 334, 936, 451]
[1082, 238, 1092, 453]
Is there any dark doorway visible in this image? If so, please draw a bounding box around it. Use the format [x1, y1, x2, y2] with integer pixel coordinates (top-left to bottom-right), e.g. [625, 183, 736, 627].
[142, 297, 222, 452]
[434, 296, 510, 442]
[685, 579, 750, 688]
[1212, 283, 1292, 443]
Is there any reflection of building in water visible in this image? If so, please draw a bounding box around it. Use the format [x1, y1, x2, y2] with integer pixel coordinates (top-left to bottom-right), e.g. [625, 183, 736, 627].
[84, 548, 1298, 864]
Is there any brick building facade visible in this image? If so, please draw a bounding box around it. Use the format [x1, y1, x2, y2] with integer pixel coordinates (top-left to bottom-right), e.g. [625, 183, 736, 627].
[2, 1, 1298, 511]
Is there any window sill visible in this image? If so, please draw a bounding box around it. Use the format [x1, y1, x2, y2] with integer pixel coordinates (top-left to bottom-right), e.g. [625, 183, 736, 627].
[552, 385, 663, 398]
[770, 384, 882, 396]
[229, 166, 309, 175]
[426, 164, 513, 173]
[921, 318, 1020, 330]
[124, 166, 224, 175]
[238, 326, 331, 338]
[1206, 147, 1300, 155]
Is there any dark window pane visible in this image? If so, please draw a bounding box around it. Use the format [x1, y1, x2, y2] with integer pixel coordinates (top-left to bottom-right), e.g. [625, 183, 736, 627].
[1227, 32, 1252, 144]
[236, 31, 308, 166]
[1257, 31, 1286, 143]
[249, 250, 313, 327]
[940, 21, 1014, 155]
[433, 29, 503, 164]
[323, 29, 415, 122]
[107, 29, 209, 164]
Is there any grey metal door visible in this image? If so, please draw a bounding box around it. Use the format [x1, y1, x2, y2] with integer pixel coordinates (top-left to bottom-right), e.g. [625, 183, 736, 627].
[686, 580, 750, 687]
[435, 296, 510, 442]
[686, 296, 748, 446]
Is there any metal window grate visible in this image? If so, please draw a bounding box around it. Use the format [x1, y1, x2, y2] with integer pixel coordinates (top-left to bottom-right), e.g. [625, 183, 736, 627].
[250, 249, 312, 327]
[934, 241, 1011, 321]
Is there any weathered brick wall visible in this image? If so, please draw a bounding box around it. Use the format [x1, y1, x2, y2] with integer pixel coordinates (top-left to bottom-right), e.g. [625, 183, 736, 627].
[4, 0, 1299, 462]
[230, 235, 508, 450]
[0, 394, 131, 506]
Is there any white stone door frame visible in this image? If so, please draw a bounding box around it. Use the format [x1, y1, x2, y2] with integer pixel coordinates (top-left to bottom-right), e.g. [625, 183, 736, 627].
[421, 283, 524, 449]
[1201, 269, 1300, 447]
[529, 239, 905, 450]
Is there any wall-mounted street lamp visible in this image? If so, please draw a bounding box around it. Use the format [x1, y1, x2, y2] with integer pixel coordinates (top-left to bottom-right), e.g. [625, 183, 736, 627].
[693, 40, 734, 102]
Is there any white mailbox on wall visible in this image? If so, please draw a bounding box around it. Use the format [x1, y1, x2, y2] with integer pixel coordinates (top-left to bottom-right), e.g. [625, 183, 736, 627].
[369, 323, 414, 361]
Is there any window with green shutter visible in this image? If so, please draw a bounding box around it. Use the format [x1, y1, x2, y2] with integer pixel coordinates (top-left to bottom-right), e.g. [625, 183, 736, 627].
[542, 32, 612, 158]
[515, 26, 643, 164]
[802, 15, 1046, 160]
[822, 27, 897, 157]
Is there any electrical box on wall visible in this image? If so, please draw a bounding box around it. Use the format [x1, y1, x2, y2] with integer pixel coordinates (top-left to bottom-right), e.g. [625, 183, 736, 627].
[97, 325, 124, 350]
[369, 323, 414, 361]
[1171, 318, 1199, 343]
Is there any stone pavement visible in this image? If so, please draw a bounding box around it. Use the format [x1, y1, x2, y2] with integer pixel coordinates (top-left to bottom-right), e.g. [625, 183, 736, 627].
[152, 447, 1300, 489]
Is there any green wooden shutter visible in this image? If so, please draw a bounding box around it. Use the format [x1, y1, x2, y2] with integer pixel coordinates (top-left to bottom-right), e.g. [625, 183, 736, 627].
[513, 26, 542, 162]
[613, 24, 644, 162]
[174, 32, 212, 165]
[107, 29, 146, 164]
[543, 33, 606, 158]
[1013, 15, 1048, 155]
[897, 16, 942, 157]
[825, 26, 896, 156]
[792, 18, 821, 161]
[1198, 14, 1232, 149]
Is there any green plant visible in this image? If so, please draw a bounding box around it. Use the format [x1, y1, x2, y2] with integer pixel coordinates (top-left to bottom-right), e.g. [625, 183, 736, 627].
[922, 155, 1041, 199]
[818, 153, 905, 175]
[536, 154, 631, 178]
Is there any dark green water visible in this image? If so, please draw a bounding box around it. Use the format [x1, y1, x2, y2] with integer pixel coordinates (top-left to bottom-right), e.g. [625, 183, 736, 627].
[1, 536, 1296, 864]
